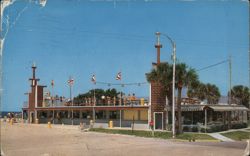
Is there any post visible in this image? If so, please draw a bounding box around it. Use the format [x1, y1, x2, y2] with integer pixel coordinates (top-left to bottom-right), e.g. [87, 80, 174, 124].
[228, 55, 232, 105]
[247, 21, 250, 122]
[93, 88, 96, 123]
[120, 91, 122, 128]
[172, 43, 176, 138]
[72, 110, 73, 125]
[53, 110, 55, 124]
[132, 115, 134, 133]
[0, 2, 3, 123]
[228, 55, 232, 129]
[68, 77, 74, 125]
[157, 32, 176, 138]
[70, 84, 72, 105]
[71, 85, 73, 125]
[22, 110, 24, 121]
[51, 80, 54, 107]
[205, 109, 207, 133]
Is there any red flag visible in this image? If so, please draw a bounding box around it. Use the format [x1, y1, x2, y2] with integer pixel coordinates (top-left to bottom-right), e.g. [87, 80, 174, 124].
[91, 74, 96, 84]
[116, 72, 121, 80]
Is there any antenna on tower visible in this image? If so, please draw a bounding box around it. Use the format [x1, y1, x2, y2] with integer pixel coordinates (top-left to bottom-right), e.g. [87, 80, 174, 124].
[155, 32, 162, 65]
[32, 61, 36, 68]
[156, 32, 161, 45]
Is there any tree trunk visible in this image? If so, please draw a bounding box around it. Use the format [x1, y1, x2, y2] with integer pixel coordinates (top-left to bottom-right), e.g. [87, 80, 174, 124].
[177, 87, 182, 134]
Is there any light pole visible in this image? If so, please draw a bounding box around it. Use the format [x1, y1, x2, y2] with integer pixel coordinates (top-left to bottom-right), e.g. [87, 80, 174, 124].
[155, 32, 176, 138]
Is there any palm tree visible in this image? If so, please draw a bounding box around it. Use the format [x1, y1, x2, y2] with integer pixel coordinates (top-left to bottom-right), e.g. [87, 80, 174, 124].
[175, 63, 199, 134]
[188, 82, 221, 104]
[147, 62, 199, 134]
[146, 63, 172, 101]
[230, 85, 250, 107]
[205, 83, 220, 104]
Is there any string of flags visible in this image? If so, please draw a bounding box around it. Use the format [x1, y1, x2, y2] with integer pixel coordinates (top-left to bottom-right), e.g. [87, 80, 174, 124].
[50, 72, 147, 88]
[91, 72, 147, 87]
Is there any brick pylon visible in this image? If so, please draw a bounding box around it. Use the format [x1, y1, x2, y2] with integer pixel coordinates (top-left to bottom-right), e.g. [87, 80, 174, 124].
[150, 81, 166, 129]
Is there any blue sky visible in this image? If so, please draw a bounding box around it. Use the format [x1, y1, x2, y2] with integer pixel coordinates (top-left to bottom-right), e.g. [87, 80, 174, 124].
[2, 0, 249, 111]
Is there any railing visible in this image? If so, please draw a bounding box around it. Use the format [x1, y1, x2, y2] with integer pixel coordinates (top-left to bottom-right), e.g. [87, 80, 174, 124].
[75, 99, 149, 107]
[42, 98, 149, 107]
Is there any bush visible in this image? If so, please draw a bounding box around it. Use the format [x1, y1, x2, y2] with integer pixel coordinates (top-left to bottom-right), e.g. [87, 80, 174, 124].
[182, 126, 198, 132]
[192, 126, 198, 132]
[201, 124, 225, 133]
[231, 123, 247, 129]
[183, 126, 190, 132]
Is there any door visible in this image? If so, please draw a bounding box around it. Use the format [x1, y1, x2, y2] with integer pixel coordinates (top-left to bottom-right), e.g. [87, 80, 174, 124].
[154, 112, 163, 130]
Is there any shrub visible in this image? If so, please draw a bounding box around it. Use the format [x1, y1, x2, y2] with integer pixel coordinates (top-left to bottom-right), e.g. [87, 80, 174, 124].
[231, 123, 248, 129]
[191, 126, 198, 132]
[183, 126, 190, 132]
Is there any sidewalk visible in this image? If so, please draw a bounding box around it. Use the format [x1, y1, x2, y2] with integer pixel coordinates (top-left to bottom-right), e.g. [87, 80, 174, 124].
[208, 133, 234, 142]
[219, 127, 250, 134]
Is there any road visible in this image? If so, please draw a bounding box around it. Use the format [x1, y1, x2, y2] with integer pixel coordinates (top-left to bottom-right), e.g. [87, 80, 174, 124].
[1, 122, 247, 156]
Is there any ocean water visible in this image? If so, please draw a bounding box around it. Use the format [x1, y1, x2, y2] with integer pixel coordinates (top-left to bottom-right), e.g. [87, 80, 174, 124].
[0, 111, 21, 118]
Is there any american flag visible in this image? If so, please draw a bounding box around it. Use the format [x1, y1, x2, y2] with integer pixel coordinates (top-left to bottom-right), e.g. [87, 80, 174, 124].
[91, 74, 96, 84]
[51, 80, 54, 87]
[68, 78, 74, 86]
[116, 72, 121, 80]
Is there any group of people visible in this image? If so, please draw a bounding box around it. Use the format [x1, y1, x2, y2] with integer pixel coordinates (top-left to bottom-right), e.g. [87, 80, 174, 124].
[77, 93, 139, 106]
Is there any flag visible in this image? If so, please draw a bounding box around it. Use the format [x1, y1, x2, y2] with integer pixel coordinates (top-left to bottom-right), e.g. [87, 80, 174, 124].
[91, 74, 96, 84]
[51, 80, 54, 87]
[116, 72, 121, 80]
[68, 78, 74, 86]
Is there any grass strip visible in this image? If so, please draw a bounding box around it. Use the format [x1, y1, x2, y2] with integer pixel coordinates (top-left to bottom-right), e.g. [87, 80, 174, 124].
[221, 131, 250, 141]
[90, 128, 216, 141]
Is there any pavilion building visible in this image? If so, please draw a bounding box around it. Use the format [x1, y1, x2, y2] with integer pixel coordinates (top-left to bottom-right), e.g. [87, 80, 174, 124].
[22, 35, 249, 131]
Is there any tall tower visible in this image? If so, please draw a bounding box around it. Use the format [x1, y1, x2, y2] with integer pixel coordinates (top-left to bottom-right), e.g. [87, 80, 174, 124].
[27, 63, 46, 123]
[155, 32, 162, 65]
[149, 33, 166, 130]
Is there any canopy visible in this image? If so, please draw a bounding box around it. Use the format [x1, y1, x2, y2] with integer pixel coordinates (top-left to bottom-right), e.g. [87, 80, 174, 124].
[165, 104, 249, 112]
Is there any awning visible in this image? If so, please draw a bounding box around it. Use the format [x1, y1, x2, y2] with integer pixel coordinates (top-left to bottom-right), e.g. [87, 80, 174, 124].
[181, 105, 205, 111]
[165, 105, 249, 112]
[165, 105, 205, 112]
[208, 105, 249, 112]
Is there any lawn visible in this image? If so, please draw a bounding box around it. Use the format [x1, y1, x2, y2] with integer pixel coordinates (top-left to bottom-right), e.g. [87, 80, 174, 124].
[221, 131, 250, 141]
[89, 128, 216, 141]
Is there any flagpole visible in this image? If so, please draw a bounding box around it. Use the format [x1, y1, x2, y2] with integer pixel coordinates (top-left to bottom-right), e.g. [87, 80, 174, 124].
[120, 90, 122, 128]
[68, 76, 74, 125]
[51, 80, 54, 124]
[119, 72, 122, 128]
[71, 84, 73, 125]
[52, 81, 54, 107]
[93, 84, 96, 123]
[91, 75, 96, 124]
[115, 71, 122, 128]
